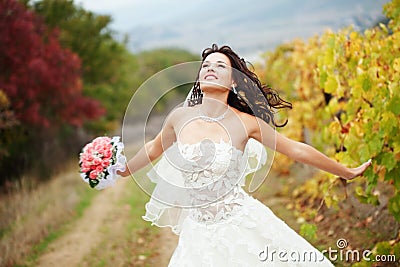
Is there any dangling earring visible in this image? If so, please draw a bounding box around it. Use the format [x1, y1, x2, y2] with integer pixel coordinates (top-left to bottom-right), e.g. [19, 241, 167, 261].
[189, 85, 203, 106]
[232, 84, 238, 94]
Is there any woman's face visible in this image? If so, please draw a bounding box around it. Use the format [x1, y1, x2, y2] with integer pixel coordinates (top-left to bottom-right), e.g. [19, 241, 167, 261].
[199, 52, 234, 93]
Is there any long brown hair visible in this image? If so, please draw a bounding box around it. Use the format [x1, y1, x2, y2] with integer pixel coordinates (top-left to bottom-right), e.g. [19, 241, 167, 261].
[188, 44, 292, 127]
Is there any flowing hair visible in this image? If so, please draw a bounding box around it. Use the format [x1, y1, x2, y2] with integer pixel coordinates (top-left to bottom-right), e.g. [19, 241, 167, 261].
[188, 44, 292, 127]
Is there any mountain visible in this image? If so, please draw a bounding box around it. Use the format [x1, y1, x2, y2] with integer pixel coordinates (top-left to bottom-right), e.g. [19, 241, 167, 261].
[125, 0, 388, 60]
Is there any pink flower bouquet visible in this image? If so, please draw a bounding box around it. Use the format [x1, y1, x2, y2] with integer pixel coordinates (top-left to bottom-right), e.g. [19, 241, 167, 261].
[79, 136, 126, 189]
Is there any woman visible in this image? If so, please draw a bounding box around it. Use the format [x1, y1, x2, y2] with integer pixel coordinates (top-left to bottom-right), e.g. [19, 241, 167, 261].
[118, 44, 371, 266]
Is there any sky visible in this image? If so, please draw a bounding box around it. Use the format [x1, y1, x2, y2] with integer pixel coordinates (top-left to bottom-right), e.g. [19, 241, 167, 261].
[77, 0, 389, 60]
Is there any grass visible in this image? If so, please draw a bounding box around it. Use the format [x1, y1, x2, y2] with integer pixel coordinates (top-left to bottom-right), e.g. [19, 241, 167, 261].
[22, 186, 98, 266]
[22, 229, 65, 266]
[0, 161, 98, 267]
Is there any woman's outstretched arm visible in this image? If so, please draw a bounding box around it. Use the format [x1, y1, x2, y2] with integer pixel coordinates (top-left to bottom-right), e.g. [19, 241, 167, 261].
[273, 133, 371, 179]
[247, 115, 371, 180]
[118, 112, 176, 177]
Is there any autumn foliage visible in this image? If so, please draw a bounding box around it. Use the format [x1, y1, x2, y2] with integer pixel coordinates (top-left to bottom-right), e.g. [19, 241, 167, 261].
[0, 0, 105, 184]
[0, 0, 104, 128]
[256, 0, 400, 260]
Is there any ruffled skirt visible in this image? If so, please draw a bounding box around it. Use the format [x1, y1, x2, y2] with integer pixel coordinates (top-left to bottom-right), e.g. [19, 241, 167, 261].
[167, 195, 334, 267]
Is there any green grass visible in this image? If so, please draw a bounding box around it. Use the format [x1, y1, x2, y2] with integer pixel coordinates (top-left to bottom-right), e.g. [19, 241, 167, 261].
[75, 186, 98, 218]
[21, 228, 66, 267]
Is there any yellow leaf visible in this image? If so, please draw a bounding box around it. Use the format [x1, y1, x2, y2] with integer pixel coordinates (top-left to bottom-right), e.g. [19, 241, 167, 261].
[393, 58, 400, 73]
[394, 142, 400, 154]
[325, 75, 338, 94]
[328, 120, 341, 134]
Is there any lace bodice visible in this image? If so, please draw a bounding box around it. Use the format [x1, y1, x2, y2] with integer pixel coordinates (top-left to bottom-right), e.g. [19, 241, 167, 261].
[176, 140, 249, 224]
[177, 139, 243, 188]
[143, 138, 267, 234]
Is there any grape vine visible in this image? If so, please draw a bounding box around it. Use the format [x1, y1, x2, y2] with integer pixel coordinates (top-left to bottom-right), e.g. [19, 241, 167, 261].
[256, 0, 400, 228]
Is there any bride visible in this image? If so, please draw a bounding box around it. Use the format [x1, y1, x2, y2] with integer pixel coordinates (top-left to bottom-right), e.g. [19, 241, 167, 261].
[118, 44, 371, 266]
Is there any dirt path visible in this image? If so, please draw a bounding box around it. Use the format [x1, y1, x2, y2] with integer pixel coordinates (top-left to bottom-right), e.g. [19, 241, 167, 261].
[155, 228, 179, 266]
[35, 176, 180, 267]
[35, 137, 178, 266]
[36, 177, 131, 267]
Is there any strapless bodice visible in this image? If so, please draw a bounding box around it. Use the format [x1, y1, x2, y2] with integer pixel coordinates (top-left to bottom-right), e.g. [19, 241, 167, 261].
[143, 138, 268, 233]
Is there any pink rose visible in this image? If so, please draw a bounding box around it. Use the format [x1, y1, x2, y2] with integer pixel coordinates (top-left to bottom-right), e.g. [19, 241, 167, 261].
[94, 143, 103, 152]
[98, 148, 107, 156]
[94, 137, 111, 148]
[103, 149, 112, 159]
[89, 170, 98, 179]
[84, 154, 94, 163]
[83, 143, 91, 152]
[85, 162, 93, 169]
[96, 137, 106, 142]
[96, 165, 104, 172]
[81, 162, 90, 169]
[93, 157, 101, 166]
[101, 159, 110, 168]
[103, 147, 112, 155]
[81, 166, 90, 173]
[86, 145, 94, 154]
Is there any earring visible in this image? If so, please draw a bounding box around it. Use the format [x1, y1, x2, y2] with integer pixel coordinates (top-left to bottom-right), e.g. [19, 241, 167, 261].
[232, 84, 237, 94]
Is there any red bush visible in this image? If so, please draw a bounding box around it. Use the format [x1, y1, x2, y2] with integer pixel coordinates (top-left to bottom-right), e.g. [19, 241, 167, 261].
[0, 0, 105, 128]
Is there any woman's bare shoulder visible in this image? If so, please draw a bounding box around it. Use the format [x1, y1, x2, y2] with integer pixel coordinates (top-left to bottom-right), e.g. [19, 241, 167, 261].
[166, 105, 197, 122]
[230, 106, 260, 135]
[230, 106, 256, 123]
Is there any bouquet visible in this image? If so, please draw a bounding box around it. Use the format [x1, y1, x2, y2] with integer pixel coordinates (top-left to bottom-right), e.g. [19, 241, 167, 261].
[79, 136, 126, 190]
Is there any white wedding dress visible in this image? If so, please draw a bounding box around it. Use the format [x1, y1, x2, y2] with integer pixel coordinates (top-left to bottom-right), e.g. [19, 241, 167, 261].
[142, 138, 334, 266]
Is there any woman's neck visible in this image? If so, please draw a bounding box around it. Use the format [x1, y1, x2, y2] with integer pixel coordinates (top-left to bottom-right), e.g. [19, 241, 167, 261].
[200, 92, 229, 117]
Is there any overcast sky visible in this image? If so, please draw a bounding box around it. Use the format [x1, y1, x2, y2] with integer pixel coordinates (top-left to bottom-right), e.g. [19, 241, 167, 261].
[77, 0, 389, 60]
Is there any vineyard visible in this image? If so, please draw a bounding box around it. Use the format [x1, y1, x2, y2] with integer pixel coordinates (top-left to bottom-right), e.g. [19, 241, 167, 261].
[1, 0, 400, 266]
[256, 0, 400, 264]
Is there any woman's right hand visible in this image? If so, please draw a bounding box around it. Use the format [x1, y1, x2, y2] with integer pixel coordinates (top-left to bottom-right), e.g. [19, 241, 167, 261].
[343, 159, 372, 180]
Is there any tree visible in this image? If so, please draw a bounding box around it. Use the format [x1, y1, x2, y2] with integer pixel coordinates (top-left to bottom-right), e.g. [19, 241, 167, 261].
[0, 0, 104, 128]
[0, 0, 104, 183]
[26, 0, 136, 133]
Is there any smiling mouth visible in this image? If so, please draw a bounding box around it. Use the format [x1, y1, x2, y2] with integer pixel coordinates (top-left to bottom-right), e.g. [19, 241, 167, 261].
[204, 74, 217, 80]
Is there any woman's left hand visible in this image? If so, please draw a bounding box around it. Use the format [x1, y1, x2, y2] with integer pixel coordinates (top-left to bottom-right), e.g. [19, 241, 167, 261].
[343, 159, 372, 180]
